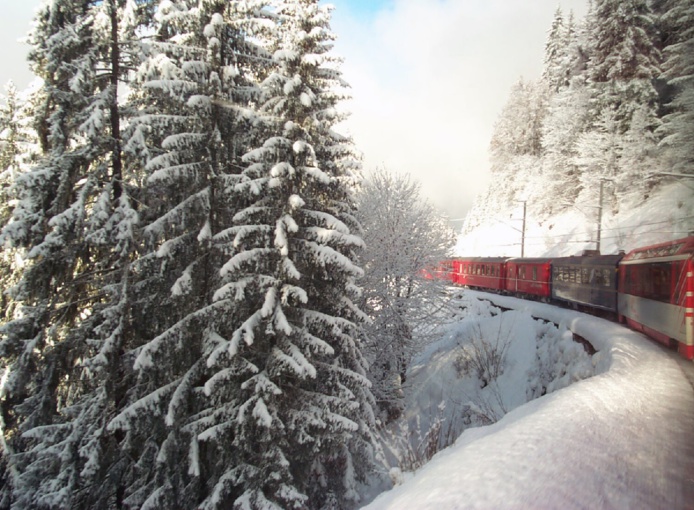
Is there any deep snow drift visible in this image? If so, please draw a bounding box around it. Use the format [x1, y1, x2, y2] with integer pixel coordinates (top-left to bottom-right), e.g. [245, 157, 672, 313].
[363, 291, 694, 509]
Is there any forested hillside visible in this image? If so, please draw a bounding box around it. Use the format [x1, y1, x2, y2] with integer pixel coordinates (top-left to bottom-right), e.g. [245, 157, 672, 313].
[0, 1, 378, 508]
[462, 0, 694, 254]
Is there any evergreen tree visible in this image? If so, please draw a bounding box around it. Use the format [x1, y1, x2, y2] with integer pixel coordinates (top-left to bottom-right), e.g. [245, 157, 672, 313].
[588, 0, 662, 132]
[0, 1, 146, 507]
[657, 0, 694, 174]
[538, 75, 593, 214]
[0, 83, 39, 322]
[542, 7, 569, 92]
[105, 0, 275, 507]
[487, 78, 549, 213]
[199, 1, 375, 507]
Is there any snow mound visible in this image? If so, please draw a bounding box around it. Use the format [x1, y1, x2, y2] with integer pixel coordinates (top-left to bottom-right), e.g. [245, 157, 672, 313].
[363, 291, 694, 509]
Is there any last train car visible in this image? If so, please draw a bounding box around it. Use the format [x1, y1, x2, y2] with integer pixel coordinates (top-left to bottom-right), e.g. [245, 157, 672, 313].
[618, 236, 694, 360]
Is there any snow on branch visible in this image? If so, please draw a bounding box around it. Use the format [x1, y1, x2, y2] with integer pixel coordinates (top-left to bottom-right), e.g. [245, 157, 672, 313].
[108, 378, 182, 432]
[295, 239, 364, 277]
[220, 247, 275, 277]
[144, 188, 209, 237]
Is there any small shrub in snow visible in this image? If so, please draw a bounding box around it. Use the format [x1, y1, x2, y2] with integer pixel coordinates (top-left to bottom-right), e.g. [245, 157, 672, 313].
[377, 402, 458, 474]
[453, 322, 511, 388]
[526, 321, 595, 399]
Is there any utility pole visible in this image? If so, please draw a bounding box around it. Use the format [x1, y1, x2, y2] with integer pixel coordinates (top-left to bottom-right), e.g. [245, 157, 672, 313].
[596, 180, 604, 254]
[519, 200, 527, 257]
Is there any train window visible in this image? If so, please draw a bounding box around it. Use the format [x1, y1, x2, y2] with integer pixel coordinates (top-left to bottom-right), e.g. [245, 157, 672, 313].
[622, 263, 672, 303]
[651, 264, 671, 302]
[581, 268, 589, 284]
[602, 269, 611, 287]
[532, 267, 538, 281]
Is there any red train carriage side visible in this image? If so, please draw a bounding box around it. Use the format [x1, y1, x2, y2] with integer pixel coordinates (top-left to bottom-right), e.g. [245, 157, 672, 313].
[505, 258, 552, 299]
[453, 257, 508, 291]
[422, 259, 456, 282]
[618, 236, 694, 360]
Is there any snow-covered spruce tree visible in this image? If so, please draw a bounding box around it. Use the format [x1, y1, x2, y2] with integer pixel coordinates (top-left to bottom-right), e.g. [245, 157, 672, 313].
[542, 7, 570, 93]
[588, 0, 662, 126]
[355, 170, 455, 422]
[198, 1, 376, 507]
[0, 83, 39, 322]
[539, 75, 593, 215]
[486, 77, 549, 218]
[536, 8, 595, 215]
[581, 0, 663, 204]
[657, 0, 694, 174]
[106, 2, 276, 508]
[0, 1, 147, 507]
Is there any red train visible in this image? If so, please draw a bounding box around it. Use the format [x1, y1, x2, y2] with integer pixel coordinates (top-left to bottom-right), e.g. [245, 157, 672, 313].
[442, 236, 694, 360]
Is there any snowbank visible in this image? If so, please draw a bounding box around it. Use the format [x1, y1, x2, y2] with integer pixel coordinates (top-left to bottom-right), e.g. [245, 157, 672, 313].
[363, 292, 694, 509]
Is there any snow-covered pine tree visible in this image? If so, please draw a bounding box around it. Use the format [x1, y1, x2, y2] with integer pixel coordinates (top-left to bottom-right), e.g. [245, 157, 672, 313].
[0, 1, 147, 507]
[0, 83, 39, 322]
[588, 0, 662, 128]
[542, 7, 569, 93]
[657, 0, 694, 174]
[539, 75, 593, 215]
[200, 1, 376, 507]
[487, 78, 549, 215]
[536, 7, 597, 215]
[576, 0, 663, 207]
[106, 1, 275, 507]
[355, 170, 454, 422]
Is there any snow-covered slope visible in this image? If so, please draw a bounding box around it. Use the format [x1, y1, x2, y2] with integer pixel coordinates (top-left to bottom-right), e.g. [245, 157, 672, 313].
[456, 181, 694, 257]
[363, 292, 694, 509]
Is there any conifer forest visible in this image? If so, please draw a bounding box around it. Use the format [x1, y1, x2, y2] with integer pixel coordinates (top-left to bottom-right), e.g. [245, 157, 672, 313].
[0, 0, 693, 509]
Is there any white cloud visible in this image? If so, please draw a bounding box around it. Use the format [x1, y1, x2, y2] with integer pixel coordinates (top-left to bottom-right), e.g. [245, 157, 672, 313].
[0, 1, 36, 92]
[2, 0, 589, 223]
[330, 0, 589, 221]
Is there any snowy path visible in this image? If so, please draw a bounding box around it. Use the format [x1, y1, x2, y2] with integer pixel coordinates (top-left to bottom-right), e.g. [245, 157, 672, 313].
[363, 292, 694, 510]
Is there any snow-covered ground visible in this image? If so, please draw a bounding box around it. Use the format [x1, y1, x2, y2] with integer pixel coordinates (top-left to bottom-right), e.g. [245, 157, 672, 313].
[362, 291, 694, 510]
[455, 181, 694, 257]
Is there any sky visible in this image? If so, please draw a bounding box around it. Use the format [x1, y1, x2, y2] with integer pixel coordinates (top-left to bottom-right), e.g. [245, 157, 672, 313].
[0, 0, 589, 223]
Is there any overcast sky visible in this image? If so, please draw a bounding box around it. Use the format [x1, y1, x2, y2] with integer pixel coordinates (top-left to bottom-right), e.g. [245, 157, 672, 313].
[0, 0, 589, 223]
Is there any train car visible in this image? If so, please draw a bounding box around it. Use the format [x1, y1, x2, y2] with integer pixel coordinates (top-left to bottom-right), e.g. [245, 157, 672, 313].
[421, 259, 456, 282]
[618, 236, 694, 360]
[505, 258, 552, 299]
[453, 257, 508, 291]
[552, 253, 624, 313]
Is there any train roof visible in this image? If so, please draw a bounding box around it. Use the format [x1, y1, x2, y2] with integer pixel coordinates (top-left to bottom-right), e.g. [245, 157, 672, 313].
[552, 253, 624, 266]
[453, 257, 510, 263]
[621, 235, 694, 263]
[506, 257, 553, 264]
